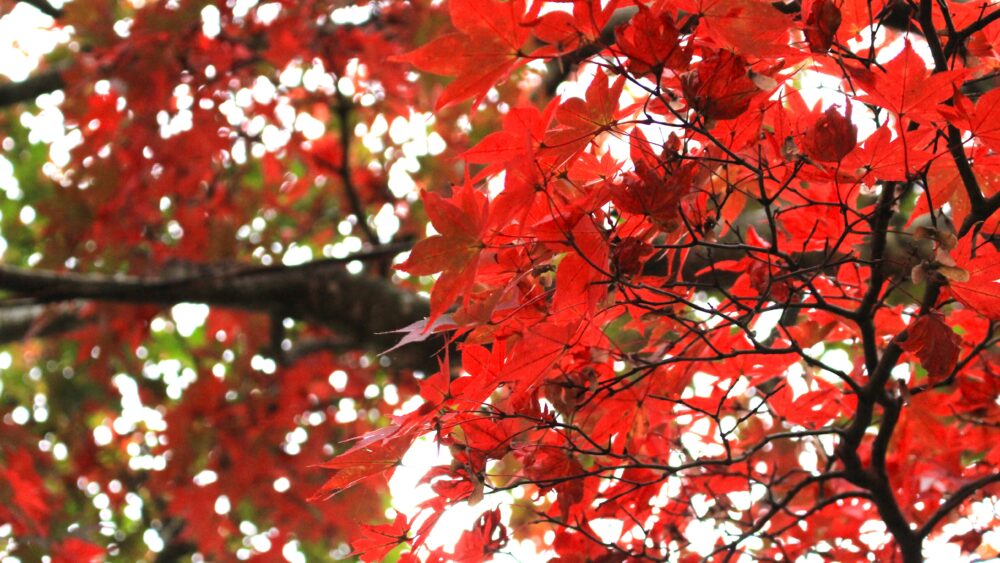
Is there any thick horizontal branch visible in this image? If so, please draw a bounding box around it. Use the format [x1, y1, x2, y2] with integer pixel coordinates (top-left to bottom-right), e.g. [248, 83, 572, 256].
[0, 247, 442, 371]
[0, 67, 65, 108]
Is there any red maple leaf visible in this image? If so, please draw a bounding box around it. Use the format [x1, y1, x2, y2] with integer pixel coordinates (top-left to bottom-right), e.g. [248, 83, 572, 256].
[801, 105, 857, 162]
[614, 5, 690, 75]
[350, 513, 411, 562]
[949, 234, 1000, 320]
[804, 0, 842, 52]
[941, 87, 1000, 154]
[396, 184, 489, 324]
[392, 0, 532, 110]
[853, 40, 963, 119]
[610, 140, 701, 233]
[311, 426, 418, 501]
[680, 49, 763, 121]
[677, 0, 796, 57]
[544, 70, 628, 165]
[451, 508, 508, 561]
[898, 311, 961, 381]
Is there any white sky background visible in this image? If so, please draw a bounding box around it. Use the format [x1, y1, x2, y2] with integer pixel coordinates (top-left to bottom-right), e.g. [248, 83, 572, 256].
[1, 1, 999, 562]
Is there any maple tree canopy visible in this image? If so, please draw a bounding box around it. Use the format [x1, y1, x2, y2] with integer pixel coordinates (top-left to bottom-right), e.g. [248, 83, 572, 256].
[1, 0, 1000, 561]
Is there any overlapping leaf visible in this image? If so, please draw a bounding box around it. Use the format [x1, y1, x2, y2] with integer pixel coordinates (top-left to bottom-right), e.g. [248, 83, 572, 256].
[393, 0, 531, 110]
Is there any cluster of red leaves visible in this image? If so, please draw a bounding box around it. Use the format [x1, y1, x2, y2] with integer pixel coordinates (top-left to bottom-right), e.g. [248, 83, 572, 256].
[2, 0, 1000, 560]
[321, 0, 1000, 560]
[41, 0, 431, 270]
[0, 447, 103, 562]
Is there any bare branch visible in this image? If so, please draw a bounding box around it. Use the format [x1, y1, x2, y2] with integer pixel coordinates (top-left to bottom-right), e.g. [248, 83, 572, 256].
[334, 91, 378, 244]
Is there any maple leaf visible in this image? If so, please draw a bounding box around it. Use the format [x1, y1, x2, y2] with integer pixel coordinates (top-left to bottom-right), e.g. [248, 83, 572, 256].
[380, 315, 457, 356]
[311, 426, 418, 500]
[948, 234, 1000, 320]
[514, 443, 587, 514]
[544, 70, 627, 165]
[680, 49, 762, 121]
[941, 87, 1000, 154]
[772, 380, 847, 426]
[463, 100, 558, 171]
[614, 5, 690, 75]
[451, 508, 508, 561]
[396, 184, 489, 324]
[853, 40, 963, 119]
[678, 0, 796, 57]
[528, 0, 620, 54]
[552, 215, 611, 316]
[801, 105, 857, 162]
[392, 0, 531, 110]
[898, 312, 961, 381]
[350, 513, 411, 562]
[841, 124, 935, 183]
[610, 157, 700, 232]
[913, 151, 1000, 230]
[612, 235, 654, 277]
[804, 0, 842, 52]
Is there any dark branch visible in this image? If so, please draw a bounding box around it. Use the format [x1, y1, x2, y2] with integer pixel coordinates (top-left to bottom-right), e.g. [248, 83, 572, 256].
[945, 8, 1000, 59]
[0, 244, 444, 371]
[917, 472, 1000, 539]
[0, 67, 65, 108]
[17, 0, 63, 18]
[334, 91, 378, 244]
[960, 190, 1000, 237]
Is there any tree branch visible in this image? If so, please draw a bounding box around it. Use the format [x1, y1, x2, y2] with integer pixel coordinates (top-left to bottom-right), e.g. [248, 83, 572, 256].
[334, 92, 378, 244]
[17, 0, 63, 18]
[917, 472, 1000, 539]
[945, 8, 1000, 59]
[959, 190, 1000, 237]
[0, 245, 443, 371]
[0, 67, 65, 108]
[917, 0, 992, 229]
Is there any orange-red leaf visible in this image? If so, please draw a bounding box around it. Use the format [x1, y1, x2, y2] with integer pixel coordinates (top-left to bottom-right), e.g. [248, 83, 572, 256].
[614, 5, 690, 74]
[680, 49, 761, 121]
[350, 513, 411, 562]
[392, 0, 530, 110]
[397, 185, 489, 323]
[804, 0, 842, 52]
[854, 40, 963, 119]
[899, 312, 961, 381]
[312, 428, 417, 500]
[802, 105, 857, 162]
[941, 87, 1000, 154]
[949, 234, 1000, 320]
